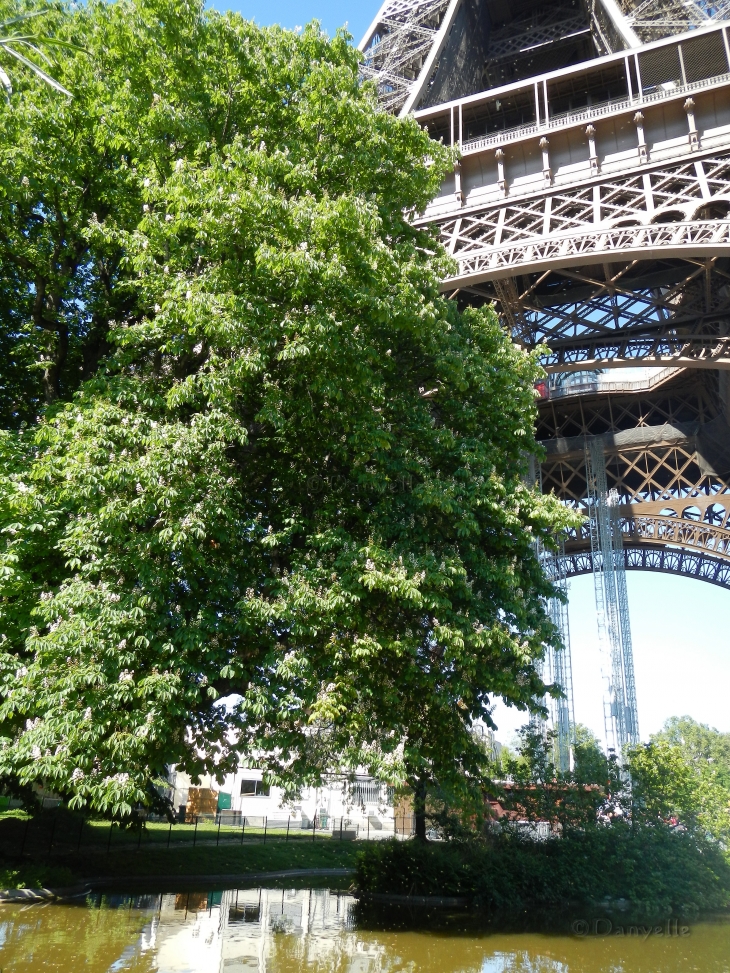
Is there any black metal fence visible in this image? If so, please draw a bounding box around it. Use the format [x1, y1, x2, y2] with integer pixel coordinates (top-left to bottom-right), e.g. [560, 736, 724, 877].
[0, 810, 417, 860]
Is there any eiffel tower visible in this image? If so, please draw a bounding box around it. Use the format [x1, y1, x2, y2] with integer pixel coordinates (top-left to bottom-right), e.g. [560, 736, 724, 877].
[361, 0, 730, 759]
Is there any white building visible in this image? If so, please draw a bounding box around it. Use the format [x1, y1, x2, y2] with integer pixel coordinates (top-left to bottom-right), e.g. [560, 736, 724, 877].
[168, 766, 400, 837]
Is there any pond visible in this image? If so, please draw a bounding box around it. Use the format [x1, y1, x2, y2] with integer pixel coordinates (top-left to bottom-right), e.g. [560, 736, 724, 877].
[0, 887, 728, 972]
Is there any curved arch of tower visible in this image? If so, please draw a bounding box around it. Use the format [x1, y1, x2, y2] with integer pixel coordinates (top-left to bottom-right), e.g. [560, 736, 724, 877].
[361, 0, 730, 761]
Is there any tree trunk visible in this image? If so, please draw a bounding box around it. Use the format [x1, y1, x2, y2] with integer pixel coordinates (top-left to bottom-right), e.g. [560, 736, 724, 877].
[413, 777, 428, 842]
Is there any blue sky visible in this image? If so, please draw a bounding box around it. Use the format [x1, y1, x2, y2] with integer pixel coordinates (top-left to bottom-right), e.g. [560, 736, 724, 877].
[214, 0, 730, 747]
[219, 0, 373, 42]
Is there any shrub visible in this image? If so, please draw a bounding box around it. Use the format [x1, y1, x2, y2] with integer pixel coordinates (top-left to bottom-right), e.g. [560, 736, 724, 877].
[0, 862, 75, 890]
[355, 827, 730, 914]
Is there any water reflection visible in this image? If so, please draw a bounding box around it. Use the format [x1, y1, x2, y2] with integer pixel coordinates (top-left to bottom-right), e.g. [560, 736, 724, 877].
[0, 887, 728, 972]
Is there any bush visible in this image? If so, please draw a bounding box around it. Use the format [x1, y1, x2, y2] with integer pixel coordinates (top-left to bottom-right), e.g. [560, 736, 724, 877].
[355, 827, 730, 914]
[0, 862, 76, 890]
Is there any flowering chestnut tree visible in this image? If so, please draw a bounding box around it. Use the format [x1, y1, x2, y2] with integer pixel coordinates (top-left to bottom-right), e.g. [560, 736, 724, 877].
[0, 0, 574, 818]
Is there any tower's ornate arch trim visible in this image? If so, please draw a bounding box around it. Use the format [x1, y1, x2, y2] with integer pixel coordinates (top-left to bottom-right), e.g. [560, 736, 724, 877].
[563, 545, 730, 589]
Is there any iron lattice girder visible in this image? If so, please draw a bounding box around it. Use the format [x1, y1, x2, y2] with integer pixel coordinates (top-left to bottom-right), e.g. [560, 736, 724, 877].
[500, 257, 730, 365]
[359, 0, 453, 115]
[563, 545, 730, 588]
[442, 219, 730, 287]
[537, 370, 730, 503]
[541, 433, 730, 505]
[541, 442, 724, 504]
[541, 334, 730, 372]
[537, 370, 720, 440]
[486, 10, 591, 63]
[622, 0, 730, 42]
[435, 153, 730, 267]
[565, 508, 730, 562]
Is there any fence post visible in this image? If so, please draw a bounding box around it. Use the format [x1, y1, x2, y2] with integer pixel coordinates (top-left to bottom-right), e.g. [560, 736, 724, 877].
[286, 815, 290, 842]
[107, 822, 114, 855]
[167, 821, 172, 849]
[340, 818, 343, 841]
[312, 817, 316, 842]
[241, 815, 246, 845]
[193, 815, 198, 847]
[77, 818, 85, 853]
[367, 818, 370, 841]
[217, 814, 222, 847]
[137, 825, 142, 850]
[263, 816, 267, 844]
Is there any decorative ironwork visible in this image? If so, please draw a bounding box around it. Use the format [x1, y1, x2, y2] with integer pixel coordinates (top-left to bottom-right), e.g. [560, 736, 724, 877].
[564, 546, 730, 588]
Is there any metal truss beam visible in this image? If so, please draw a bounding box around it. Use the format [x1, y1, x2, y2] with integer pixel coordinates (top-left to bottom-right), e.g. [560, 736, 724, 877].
[591, 0, 642, 51]
[537, 369, 721, 440]
[622, 0, 730, 43]
[443, 220, 730, 287]
[564, 545, 730, 588]
[542, 439, 730, 505]
[542, 334, 730, 373]
[566, 508, 730, 563]
[486, 10, 591, 64]
[359, 0, 457, 116]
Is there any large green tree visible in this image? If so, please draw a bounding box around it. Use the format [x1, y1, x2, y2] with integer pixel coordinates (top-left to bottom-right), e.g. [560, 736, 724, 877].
[628, 718, 730, 843]
[0, 0, 573, 819]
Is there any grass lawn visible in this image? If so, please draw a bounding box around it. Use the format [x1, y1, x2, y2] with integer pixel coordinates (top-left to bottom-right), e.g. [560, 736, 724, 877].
[0, 814, 359, 889]
[77, 838, 359, 880]
[0, 810, 358, 854]
[0, 810, 362, 889]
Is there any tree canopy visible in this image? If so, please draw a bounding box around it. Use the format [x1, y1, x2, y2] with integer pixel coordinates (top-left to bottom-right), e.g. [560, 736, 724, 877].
[0, 0, 573, 817]
[628, 717, 730, 843]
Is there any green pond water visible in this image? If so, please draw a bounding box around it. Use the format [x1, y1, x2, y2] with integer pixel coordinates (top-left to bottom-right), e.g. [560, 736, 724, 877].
[0, 887, 728, 972]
